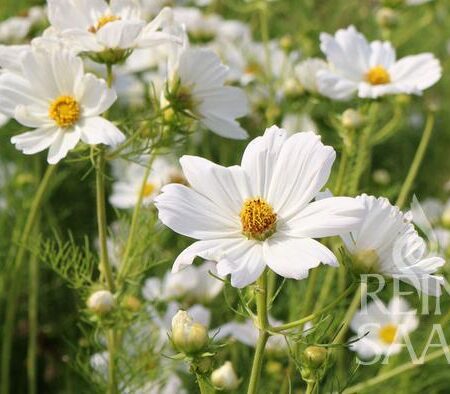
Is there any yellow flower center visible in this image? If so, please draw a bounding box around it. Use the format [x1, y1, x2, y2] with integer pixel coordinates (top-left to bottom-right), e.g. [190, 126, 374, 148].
[379, 324, 398, 344]
[366, 66, 391, 85]
[142, 182, 156, 198]
[240, 197, 277, 241]
[89, 15, 121, 33]
[48, 96, 81, 128]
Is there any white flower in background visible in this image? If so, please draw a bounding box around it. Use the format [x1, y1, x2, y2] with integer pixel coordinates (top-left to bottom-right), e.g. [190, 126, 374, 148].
[318, 25, 441, 100]
[109, 156, 184, 209]
[342, 194, 445, 296]
[47, 0, 177, 56]
[214, 318, 286, 352]
[0, 47, 125, 164]
[295, 58, 328, 94]
[142, 261, 223, 303]
[406, 0, 433, 5]
[350, 297, 419, 359]
[281, 113, 317, 135]
[166, 46, 249, 139]
[0, 16, 31, 44]
[155, 126, 363, 288]
[211, 362, 240, 391]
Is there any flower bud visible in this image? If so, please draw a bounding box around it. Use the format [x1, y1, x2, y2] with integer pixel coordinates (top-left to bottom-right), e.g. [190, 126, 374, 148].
[342, 109, 364, 129]
[122, 295, 141, 312]
[442, 207, 450, 229]
[303, 346, 328, 369]
[280, 35, 294, 52]
[211, 361, 239, 391]
[171, 310, 208, 354]
[352, 249, 380, 274]
[376, 7, 398, 28]
[87, 290, 115, 315]
[373, 169, 391, 185]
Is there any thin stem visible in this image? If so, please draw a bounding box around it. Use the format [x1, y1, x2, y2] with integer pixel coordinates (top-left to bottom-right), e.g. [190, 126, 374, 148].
[343, 346, 450, 394]
[306, 381, 315, 394]
[332, 282, 368, 345]
[117, 155, 155, 284]
[247, 272, 269, 394]
[95, 147, 115, 292]
[27, 236, 39, 394]
[270, 283, 356, 333]
[302, 267, 319, 317]
[313, 269, 336, 313]
[396, 113, 435, 209]
[196, 374, 215, 394]
[1, 164, 57, 394]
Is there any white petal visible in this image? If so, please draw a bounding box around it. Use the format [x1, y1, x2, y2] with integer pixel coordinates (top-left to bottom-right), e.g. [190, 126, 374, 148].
[155, 184, 240, 240]
[11, 126, 58, 155]
[47, 128, 81, 164]
[200, 115, 248, 140]
[286, 197, 364, 238]
[369, 41, 396, 68]
[15, 104, 50, 128]
[317, 70, 358, 100]
[76, 74, 117, 116]
[96, 20, 144, 49]
[264, 235, 338, 280]
[179, 155, 250, 217]
[390, 53, 442, 92]
[79, 117, 125, 147]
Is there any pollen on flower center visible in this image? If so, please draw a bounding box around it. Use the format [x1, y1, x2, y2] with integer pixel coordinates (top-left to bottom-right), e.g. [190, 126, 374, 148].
[379, 324, 398, 344]
[142, 183, 156, 198]
[240, 197, 277, 241]
[366, 66, 391, 85]
[89, 15, 121, 33]
[48, 95, 80, 128]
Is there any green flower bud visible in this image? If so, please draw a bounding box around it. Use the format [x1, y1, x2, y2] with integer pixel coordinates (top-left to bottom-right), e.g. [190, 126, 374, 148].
[342, 109, 364, 129]
[303, 346, 328, 369]
[87, 290, 115, 315]
[171, 310, 208, 354]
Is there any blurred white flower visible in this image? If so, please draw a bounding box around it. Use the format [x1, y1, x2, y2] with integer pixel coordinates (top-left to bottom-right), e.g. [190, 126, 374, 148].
[406, 0, 433, 5]
[142, 261, 223, 303]
[166, 46, 249, 139]
[110, 156, 183, 209]
[47, 0, 177, 56]
[211, 361, 239, 390]
[0, 46, 124, 164]
[350, 297, 418, 359]
[342, 194, 445, 296]
[295, 58, 328, 94]
[214, 318, 286, 352]
[155, 126, 363, 288]
[318, 26, 441, 100]
[281, 113, 317, 135]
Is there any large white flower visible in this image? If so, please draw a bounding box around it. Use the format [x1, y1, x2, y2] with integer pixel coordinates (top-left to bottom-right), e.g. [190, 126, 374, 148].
[166, 46, 249, 139]
[0, 46, 125, 164]
[318, 25, 441, 100]
[155, 126, 364, 288]
[47, 0, 176, 55]
[350, 297, 419, 359]
[342, 194, 445, 296]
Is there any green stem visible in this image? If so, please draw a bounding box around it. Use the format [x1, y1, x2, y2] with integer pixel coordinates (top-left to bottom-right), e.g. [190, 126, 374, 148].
[1, 164, 57, 394]
[270, 283, 356, 333]
[117, 155, 155, 284]
[306, 381, 316, 394]
[196, 374, 215, 394]
[314, 269, 336, 313]
[343, 346, 450, 394]
[27, 235, 39, 394]
[396, 113, 435, 209]
[247, 272, 269, 394]
[332, 282, 368, 345]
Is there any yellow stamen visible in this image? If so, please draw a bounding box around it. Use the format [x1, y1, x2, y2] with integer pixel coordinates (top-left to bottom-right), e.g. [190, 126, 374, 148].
[89, 15, 121, 33]
[366, 65, 390, 85]
[379, 324, 398, 344]
[142, 183, 156, 198]
[240, 197, 277, 241]
[48, 95, 80, 128]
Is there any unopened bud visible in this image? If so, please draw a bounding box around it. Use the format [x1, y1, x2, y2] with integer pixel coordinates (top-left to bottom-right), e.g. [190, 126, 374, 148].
[342, 109, 364, 129]
[373, 169, 391, 185]
[122, 295, 141, 312]
[280, 35, 294, 52]
[303, 346, 328, 369]
[87, 290, 115, 315]
[171, 310, 208, 354]
[376, 7, 398, 28]
[352, 249, 380, 274]
[211, 361, 239, 391]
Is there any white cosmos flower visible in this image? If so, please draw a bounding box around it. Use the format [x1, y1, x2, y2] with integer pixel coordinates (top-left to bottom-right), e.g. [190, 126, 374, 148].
[47, 0, 176, 55]
[166, 46, 249, 139]
[342, 194, 445, 296]
[109, 156, 184, 209]
[295, 58, 329, 94]
[0, 46, 125, 164]
[155, 126, 364, 288]
[142, 261, 223, 303]
[350, 297, 418, 359]
[318, 25, 442, 100]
